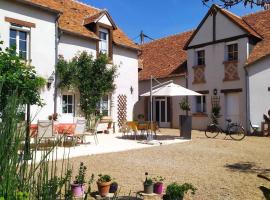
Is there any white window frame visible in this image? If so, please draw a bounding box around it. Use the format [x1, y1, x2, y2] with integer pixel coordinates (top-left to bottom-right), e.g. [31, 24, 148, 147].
[194, 95, 206, 113]
[99, 28, 109, 55]
[225, 42, 238, 61]
[96, 95, 111, 116]
[9, 25, 30, 60]
[62, 94, 75, 115]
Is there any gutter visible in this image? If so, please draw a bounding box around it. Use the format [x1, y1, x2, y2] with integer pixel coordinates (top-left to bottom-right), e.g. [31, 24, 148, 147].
[54, 13, 61, 114]
[244, 67, 250, 133]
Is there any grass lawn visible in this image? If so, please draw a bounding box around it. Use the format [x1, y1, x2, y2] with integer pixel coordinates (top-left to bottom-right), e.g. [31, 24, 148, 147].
[62, 129, 270, 200]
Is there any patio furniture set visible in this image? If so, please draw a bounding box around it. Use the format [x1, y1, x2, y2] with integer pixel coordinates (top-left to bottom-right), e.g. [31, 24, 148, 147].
[30, 118, 99, 146]
[121, 121, 160, 140]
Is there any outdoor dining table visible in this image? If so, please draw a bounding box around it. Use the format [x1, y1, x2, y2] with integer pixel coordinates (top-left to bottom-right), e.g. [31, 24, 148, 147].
[30, 123, 76, 137]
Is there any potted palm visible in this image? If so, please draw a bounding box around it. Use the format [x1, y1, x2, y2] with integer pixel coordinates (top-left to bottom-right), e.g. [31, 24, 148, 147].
[153, 176, 165, 194]
[179, 98, 192, 139]
[71, 162, 87, 198]
[143, 172, 154, 194]
[97, 174, 112, 197]
[163, 182, 196, 200]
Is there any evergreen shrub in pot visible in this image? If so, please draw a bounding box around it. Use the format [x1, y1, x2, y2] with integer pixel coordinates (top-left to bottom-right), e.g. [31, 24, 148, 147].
[179, 99, 192, 139]
[71, 162, 87, 198]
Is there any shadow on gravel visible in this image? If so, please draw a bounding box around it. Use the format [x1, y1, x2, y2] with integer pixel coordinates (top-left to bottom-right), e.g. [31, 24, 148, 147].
[259, 186, 270, 200]
[224, 162, 270, 173]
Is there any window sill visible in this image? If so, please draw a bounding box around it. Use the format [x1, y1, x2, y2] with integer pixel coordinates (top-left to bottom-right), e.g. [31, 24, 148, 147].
[192, 64, 205, 69]
[192, 112, 208, 117]
[223, 60, 238, 64]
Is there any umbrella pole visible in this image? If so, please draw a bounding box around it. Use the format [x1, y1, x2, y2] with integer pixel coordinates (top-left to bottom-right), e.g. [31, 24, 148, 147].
[150, 75, 153, 140]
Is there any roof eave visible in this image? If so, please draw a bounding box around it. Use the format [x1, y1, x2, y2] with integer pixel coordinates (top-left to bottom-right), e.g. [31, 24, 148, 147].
[15, 0, 62, 14]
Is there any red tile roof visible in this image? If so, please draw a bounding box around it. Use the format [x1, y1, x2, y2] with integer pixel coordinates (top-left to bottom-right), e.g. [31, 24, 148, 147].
[243, 9, 270, 65]
[25, 0, 139, 50]
[139, 31, 193, 81]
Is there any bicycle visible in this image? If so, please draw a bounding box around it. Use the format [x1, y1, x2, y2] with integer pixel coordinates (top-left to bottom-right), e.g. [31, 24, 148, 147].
[205, 114, 246, 141]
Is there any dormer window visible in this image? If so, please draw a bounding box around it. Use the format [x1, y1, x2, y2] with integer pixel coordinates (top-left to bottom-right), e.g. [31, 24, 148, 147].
[99, 28, 109, 55]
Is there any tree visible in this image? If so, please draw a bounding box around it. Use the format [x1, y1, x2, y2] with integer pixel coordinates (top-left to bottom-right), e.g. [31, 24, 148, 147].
[0, 41, 45, 114]
[202, 0, 270, 8]
[56, 52, 117, 125]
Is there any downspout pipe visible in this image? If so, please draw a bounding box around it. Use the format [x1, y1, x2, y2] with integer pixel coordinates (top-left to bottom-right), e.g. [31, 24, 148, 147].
[54, 14, 61, 114]
[244, 67, 250, 133]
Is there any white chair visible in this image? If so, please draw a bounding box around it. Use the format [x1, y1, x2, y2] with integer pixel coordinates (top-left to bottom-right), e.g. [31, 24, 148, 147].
[89, 118, 99, 145]
[37, 120, 55, 144]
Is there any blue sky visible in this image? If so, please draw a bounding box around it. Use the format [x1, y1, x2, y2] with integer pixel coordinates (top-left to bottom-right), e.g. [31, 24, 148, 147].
[82, 0, 262, 43]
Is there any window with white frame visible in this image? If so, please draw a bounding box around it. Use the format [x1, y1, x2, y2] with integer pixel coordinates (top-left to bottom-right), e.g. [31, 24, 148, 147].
[9, 28, 29, 60]
[62, 95, 74, 114]
[96, 95, 110, 116]
[99, 29, 109, 54]
[195, 96, 206, 113]
[226, 43, 238, 61]
[197, 50, 205, 65]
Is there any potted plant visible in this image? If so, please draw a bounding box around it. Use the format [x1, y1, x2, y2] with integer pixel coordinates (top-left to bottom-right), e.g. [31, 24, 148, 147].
[109, 181, 118, 193]
[48, 113, 58, 121]
[153, 176, 165, 194]
[97, 174, 112, 197]
[71, 162, 87, 198]
[143, 172, 154, 194]
[163, 182, 197, 200]
[179, 98, 192, 139]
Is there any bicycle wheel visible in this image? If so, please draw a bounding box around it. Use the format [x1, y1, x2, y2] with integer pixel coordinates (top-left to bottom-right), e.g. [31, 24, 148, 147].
[229, 124, 246, 141]
[205, 124, 220, 138]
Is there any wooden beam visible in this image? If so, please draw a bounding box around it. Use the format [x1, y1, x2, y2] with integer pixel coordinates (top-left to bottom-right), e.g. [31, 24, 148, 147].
[220, 88, 242, 93]
[5, 17, 36, 28]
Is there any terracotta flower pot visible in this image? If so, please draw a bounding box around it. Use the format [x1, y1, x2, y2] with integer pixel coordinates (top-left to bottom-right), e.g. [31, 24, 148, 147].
[154, 182, 164, 194]
[71, 183, 85, 198]
[97, 181, 112, 197]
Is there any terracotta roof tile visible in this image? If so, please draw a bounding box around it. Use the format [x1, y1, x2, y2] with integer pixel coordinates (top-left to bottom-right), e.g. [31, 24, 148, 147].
[25, 0, 138, 50]
[243, 9, 270, 65]
[139, 31, 193, 81]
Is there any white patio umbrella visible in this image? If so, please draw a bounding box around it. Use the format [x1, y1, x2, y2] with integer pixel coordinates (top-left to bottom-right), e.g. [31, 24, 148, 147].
[140, 81, 202, 141]
[140, 82, 202, 97]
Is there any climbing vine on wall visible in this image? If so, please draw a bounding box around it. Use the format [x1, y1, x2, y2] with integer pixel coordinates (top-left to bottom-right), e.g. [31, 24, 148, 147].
[56, 52, 117, 121]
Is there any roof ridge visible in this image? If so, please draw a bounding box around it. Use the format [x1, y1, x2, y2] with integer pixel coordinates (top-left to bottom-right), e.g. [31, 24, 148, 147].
[242, 7, 269, 18]
[140, 29, 194, 46]
[71, 0, 101, 11]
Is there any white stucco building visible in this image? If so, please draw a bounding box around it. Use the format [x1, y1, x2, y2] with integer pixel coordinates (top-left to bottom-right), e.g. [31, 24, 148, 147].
[0, 0, 139, 129]
[138, 5, 270, 132]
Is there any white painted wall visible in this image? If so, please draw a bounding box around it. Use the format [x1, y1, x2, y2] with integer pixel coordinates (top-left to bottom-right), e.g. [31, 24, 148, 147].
[0, 0, 57, 123]
[189, 14, 213, 47]
[113, 46, 139, 129]
[215, 12, 245, 40]
[187, 37, 249, 130]
[98, 15, 112, 26]
[247, 57, 270, 130]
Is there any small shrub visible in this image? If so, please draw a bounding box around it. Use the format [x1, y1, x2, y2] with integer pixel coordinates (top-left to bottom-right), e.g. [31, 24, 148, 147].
[164, 182, 197, 200]
[97, 174, 112, 183]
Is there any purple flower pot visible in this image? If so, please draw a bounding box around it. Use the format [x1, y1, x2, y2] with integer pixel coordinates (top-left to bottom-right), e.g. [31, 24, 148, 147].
[154, 182, 164, 194]
[71, 183, 85, 197]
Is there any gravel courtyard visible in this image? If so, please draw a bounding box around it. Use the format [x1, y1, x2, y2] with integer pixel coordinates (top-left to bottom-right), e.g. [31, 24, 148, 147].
[64, 129, 270, 200]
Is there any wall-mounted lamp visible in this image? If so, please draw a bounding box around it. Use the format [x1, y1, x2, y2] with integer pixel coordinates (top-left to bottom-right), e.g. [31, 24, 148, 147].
[213, 88, 218, 95]
[47, 71, 55, 88]
[130, 86, 134, 94]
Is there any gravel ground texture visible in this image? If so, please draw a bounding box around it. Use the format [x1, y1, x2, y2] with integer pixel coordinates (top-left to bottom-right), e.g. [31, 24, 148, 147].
[60, 129, 270, 200]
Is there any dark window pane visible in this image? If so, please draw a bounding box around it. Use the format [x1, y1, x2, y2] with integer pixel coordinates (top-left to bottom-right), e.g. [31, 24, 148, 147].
[19, 31, 27, 40]
[10, 29, 17, 38]
[68, 105, 73, 113]
[19, 40, 27, 51]
[161, 101, 165, 122]
[102, 110, 108, 116]
[155, 101, 159, 122]
[68, 95, 73, 104]
[62, 105, 67, 113]
[99, 32, 107, 40]
[62, 95, 67, 104]
[9, 38, 16, 48]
